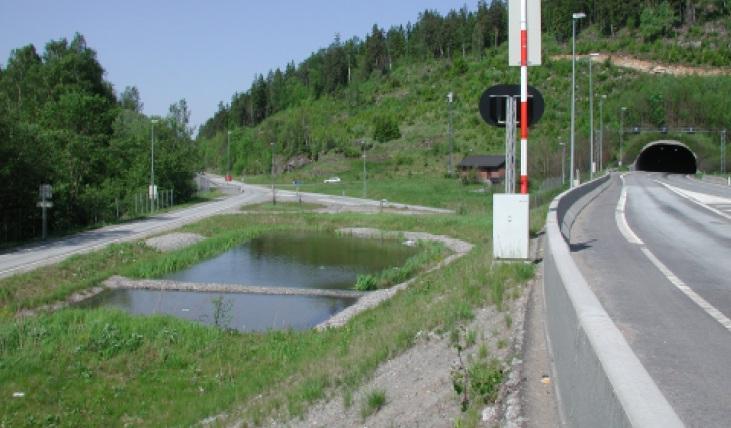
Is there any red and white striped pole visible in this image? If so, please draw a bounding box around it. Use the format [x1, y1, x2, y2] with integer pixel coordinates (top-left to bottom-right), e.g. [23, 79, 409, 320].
[519, 0, 529, 194]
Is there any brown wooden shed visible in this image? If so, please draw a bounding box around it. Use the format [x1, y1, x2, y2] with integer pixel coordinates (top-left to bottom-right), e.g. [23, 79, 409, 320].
[458, 155, 506, 183]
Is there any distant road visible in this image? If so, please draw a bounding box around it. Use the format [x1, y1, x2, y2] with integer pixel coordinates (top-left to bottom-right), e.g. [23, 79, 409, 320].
[0, 174, 451, 279]
[570, 172, 731, 427]
[0, 178, 268, 279]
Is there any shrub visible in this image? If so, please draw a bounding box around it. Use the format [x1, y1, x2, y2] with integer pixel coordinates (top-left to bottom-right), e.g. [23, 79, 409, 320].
[372, 115, 401, 142]
[354, 274, 377, 291]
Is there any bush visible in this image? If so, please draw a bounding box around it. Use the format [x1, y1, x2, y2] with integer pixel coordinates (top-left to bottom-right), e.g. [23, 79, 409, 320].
[372, 115, 401, 142]
[354, 274, 377, 291]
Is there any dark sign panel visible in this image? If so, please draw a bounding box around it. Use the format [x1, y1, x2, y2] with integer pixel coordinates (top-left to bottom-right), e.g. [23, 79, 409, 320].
[479, 84, 544, 127]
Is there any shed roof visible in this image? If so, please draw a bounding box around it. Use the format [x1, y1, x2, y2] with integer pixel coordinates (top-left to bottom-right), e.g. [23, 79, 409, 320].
[458, 155, 505, 168]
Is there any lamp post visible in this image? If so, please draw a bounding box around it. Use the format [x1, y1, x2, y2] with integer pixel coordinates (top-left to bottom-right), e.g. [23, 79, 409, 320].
[620, 107, 627, 167]
[227, 130, 232, 181]
[559, 140, 566, 185]
[270, 142, 276, 205]
[150, 119, 158, 210]
[589, 52, 599, 179]
[571, 12, 586, 188]
[447, 91, 454, 176]
[599, 94, 606, 172]
[361, 140, 368, 198]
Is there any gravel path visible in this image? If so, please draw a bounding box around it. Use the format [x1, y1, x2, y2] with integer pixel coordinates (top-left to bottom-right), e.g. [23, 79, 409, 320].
[103, 276, 366, 299]
[145, 232, 204, 252]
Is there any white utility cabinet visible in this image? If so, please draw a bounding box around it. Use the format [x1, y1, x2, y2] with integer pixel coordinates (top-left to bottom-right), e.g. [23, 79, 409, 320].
[493, 193, 530, 260]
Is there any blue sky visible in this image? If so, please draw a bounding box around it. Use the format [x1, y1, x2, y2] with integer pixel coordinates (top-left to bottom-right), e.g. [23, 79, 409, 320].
[0, 0, 477, 129]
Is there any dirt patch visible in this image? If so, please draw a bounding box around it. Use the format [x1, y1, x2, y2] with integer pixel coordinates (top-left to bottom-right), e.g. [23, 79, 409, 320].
[552, 53, 731, 76]
[267, 275, 530, 428]
[145, 232, 205, 252]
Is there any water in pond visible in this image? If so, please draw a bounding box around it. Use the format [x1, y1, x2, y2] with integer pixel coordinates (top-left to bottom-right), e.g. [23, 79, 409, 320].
[82, 289, 356, 332]
[164, 230, 417, 289]
[86, 231, 417, 331]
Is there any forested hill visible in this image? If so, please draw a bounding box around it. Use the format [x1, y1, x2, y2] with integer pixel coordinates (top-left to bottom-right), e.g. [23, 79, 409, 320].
[198, 0, 730, 140]
[0, 33, 199, 243]
[196, 1, 731, 182]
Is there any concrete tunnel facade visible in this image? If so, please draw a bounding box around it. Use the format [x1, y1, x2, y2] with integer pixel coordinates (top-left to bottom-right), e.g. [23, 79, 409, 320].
[634, 140, 697, 174]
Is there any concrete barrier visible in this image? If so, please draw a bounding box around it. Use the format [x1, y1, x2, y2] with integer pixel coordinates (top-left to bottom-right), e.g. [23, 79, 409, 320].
[544, 173, 683, 427]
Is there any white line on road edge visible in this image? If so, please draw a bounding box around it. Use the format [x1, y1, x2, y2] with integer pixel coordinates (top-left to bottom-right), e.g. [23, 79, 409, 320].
[617, 174, 731, 333]
[640, 247, 731, 332]
[616, 174, 644, 245]
[654, 180, 731, 221]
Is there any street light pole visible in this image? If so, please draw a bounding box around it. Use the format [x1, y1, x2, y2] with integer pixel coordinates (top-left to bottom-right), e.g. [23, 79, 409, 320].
[600, 94, 606, 172]
[721, 129, 727, 174]
[589, 52, 599, 179]
[447, 91, 454, 176]
[227, 130, 232, 180]
[560, 140, 566, 185]
[620, 107, 627, 167]
[571, 12, 585, 188]
[270, 142, 276, 205]
[150, 119, 158, 211]
[361, 141, 368, 198]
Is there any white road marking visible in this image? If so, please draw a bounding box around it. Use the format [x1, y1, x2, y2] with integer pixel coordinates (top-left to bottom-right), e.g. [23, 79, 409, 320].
[641, 247, 731, 332]
[616, 174, 731, 333]
[654, 180, 731, 221]
[616, 174, 644, 245]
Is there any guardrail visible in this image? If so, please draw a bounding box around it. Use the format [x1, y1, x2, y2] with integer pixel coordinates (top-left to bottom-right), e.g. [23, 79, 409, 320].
[543, 173, 683, 427]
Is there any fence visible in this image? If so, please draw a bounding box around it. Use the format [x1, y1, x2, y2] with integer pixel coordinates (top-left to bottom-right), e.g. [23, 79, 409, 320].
[1, 188, 175, 245]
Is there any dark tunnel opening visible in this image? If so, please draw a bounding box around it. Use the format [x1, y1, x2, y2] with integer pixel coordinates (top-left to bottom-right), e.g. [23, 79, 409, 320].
[635, 143, 697, 174]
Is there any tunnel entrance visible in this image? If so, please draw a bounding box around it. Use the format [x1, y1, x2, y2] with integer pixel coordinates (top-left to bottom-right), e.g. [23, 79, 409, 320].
[635, 141, 697, 174]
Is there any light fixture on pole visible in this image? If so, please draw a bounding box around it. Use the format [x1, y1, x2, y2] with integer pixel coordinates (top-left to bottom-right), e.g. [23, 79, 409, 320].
[620, 107, 627, 167]
[599, 94, 606, 172]
[589, 52, 599, 180]
[570, 12, 586, 188]
[150, 119, 159, 210]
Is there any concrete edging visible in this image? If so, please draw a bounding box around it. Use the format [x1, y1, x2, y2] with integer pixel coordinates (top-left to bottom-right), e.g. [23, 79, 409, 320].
[544, 174, 683, 427]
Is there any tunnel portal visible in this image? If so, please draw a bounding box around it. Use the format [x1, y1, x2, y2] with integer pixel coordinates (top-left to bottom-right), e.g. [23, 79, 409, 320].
[635, 141, 697, 174]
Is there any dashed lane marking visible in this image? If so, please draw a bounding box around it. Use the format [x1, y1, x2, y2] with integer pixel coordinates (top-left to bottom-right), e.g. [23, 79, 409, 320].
[616, 174, 731, 333]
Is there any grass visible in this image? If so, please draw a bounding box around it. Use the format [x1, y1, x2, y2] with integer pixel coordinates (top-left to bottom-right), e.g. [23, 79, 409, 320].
[360, 389, 387, 420]
[354, 241, 446, 291]
[242, 201, 323, 212]
[0, 174, 544, 426]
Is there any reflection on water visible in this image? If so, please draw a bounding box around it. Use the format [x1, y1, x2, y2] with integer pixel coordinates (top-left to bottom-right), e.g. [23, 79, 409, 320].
[82, 289, 356, 332]
[85, 231, 413, 331]
[163, 230, 417, 290]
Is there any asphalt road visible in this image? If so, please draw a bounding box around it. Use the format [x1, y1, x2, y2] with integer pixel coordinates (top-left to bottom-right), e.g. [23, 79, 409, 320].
[0, 174, 451, 280]
[570, 172, 731, 427]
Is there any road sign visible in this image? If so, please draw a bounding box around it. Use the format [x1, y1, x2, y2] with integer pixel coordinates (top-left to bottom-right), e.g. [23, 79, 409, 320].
[39, 184, 52, 199]
[508, 0, 541, 66]
[36, 201, 53, 208]
[479, 84, 544, 127]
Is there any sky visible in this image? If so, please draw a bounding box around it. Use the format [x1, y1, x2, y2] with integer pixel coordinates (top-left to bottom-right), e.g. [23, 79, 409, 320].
[0, 0, 478, 130]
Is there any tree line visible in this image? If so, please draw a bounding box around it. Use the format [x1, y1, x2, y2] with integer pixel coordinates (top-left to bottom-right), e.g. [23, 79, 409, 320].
[0, 33, 199, 243]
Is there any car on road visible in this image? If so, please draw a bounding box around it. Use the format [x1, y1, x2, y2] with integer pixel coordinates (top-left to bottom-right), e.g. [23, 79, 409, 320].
[323, 177, 341, 184]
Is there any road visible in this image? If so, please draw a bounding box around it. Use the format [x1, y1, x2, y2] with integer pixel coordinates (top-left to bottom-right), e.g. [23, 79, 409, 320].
[0, 174, 451, 280]
[569, 172, 731, 427]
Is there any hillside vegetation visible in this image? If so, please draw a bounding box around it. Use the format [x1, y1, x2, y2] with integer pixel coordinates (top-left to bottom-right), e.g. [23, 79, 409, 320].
[198, 1, 731, 186]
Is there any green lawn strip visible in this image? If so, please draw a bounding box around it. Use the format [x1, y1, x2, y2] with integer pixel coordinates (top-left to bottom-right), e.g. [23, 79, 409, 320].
[241, 201, 324, 212]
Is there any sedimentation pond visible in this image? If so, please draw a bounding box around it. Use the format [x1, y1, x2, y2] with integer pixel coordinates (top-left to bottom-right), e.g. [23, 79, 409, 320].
[84, 231, 418, 331]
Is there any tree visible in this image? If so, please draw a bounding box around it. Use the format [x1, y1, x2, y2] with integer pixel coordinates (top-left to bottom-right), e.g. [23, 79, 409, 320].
[120, 86, 143, 112]
[364, 25, 388, 76]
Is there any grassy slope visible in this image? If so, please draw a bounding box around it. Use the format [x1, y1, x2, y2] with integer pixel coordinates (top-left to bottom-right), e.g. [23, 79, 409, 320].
[1, 196, 536, 426]
[203, 21, 731, 186]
